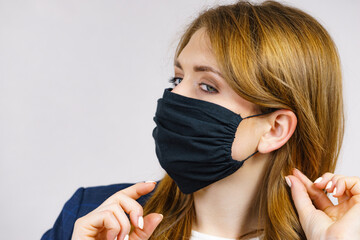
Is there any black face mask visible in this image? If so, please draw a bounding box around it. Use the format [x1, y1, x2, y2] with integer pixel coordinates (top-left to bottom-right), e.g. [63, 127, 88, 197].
[152, 88, 267, 194]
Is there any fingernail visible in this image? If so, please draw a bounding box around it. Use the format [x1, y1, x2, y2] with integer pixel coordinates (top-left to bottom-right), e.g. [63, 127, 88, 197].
[325, 181, 332, 190]
[124, 235, 129, 240]
[333, 187, 337, 195]
[285, 176, 292, 188]
[144, 181, 157, 184]
[159, 214, 164, 219]
[138, 216, 144, 229]
[314, 177, 323, 184]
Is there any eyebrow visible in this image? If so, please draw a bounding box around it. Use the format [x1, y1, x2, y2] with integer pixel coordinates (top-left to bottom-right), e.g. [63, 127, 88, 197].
[174, 60, 224, 79]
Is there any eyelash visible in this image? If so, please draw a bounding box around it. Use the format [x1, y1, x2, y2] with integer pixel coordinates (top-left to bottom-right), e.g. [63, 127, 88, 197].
[168, 77, 182, 86]
[168, 77, 218, 94]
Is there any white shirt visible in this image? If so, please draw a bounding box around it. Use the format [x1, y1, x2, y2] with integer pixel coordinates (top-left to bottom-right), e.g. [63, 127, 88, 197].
[190, 230, 260, 240]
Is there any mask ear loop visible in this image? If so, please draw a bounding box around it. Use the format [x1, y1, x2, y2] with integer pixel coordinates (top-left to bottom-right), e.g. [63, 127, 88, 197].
[242, 111, 274, 120]
[239, 110, 276, 162]
[241, 150, 259, 162]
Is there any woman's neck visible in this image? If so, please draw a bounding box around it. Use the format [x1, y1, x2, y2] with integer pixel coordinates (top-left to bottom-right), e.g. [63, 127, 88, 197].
[192, 154, 268, 239]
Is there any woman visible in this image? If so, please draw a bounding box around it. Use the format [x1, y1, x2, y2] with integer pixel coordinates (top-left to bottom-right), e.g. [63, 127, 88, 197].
[42, 1, 360, 240]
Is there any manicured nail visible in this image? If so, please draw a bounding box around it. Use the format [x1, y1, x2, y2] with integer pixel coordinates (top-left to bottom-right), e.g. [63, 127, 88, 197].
[145, 181, 156, 184]
[285, 176, 292, 188]
[325, 181, 332, 190]
[138, 216, 144, 229]
[333, 187, 337, 195]
[314, 177, 322, 184]
[124, 235, 129, 240]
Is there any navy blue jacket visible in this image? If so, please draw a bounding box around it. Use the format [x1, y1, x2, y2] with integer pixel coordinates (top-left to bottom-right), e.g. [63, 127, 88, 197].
[41, 183, 154, 240]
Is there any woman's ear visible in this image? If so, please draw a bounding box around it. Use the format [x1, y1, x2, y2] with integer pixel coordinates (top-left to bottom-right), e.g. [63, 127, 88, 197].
[257, 110, 297, 153]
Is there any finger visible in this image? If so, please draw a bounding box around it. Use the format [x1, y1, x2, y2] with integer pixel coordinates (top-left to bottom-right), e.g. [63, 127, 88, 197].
[293, 168, 333, 210]
[113, 194, 144, 230]
[96, 203, 131, 240]
[345, 176, 360, 196]
[313, 172, 334, 190]
[332, 177, 347, 202]
[286, 174, 334, 234]
[119, 182, 157, 229]
[103, 182, 157, 229]
[330, 176, 360, 205]
[285, 175, 317, 222]
[327, 174, 345, 193]
[325, 180, 334, 193]
[102, 211, 121, 240]
[74, 210, 121, 240]
[129, 213, 163, 240]
[103, 182, 157, 205]
[334, 176, 360, 197]
[121, 182, 157, 200]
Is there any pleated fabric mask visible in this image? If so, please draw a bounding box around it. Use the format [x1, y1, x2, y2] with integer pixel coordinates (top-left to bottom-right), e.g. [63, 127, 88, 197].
[152, 88, 266, 194]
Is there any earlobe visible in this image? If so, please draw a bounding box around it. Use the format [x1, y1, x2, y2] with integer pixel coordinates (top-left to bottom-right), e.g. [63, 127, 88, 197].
[257, 110, 297, 153]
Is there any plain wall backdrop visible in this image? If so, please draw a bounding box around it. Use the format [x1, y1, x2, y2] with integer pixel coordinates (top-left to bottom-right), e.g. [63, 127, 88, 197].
[0, 0, 359, 239]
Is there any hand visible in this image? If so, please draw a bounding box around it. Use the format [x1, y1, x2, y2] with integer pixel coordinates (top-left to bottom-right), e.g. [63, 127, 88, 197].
[286, 169, 360, 240]
[71, 182, 163, 240]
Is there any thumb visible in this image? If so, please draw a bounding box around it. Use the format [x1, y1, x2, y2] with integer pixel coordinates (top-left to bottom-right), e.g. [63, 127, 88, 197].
[129, 213, 163, 240]
[287, 175, 335, 239]
[286, 175, 317, 222]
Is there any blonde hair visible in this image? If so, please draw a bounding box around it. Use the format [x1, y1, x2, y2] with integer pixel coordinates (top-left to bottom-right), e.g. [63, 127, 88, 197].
[143, 1, 344, 239]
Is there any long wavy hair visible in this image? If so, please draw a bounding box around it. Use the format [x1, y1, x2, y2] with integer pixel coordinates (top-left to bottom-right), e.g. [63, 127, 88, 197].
[143, 1, 344, 239]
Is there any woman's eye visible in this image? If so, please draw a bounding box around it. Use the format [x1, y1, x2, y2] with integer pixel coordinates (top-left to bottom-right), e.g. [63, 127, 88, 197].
[168, 77, 183, 86]
[200, 83, 218, 93]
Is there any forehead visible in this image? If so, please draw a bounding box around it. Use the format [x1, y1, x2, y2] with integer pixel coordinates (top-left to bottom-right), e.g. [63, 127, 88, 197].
[177, 28, 220, 69]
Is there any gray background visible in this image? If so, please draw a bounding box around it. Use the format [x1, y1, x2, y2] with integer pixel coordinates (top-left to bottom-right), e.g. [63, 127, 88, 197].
[0, 0, 359, 239]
